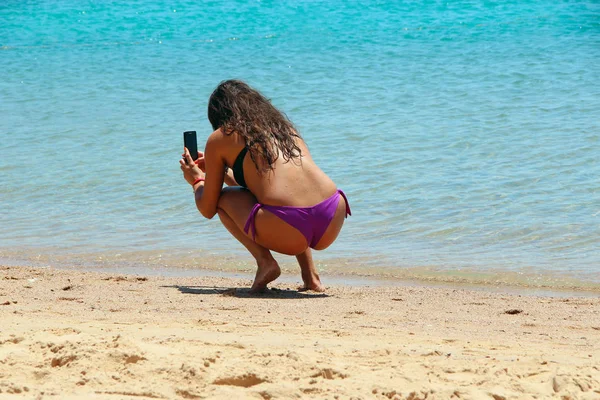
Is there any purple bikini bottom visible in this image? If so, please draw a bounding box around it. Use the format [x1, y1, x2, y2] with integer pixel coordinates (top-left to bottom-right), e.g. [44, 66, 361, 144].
[243, 190, 351, 249]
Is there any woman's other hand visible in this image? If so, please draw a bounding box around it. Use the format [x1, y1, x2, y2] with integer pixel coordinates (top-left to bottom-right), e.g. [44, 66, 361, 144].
[194, 151, 206, 172]
[180, 147, 204, 185]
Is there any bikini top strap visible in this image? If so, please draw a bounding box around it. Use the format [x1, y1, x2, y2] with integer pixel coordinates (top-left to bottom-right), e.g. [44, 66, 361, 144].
[232, 147, 249, 188]
[244, 203, 263, 241]
[337, 190, 351, 217]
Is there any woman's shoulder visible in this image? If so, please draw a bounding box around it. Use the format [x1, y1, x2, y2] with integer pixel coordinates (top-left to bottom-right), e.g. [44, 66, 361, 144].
[207, 128, 226, 143]
[206, 128, 236, 151]
[205, 128, 247, 166]
[207, 128, 245, 146]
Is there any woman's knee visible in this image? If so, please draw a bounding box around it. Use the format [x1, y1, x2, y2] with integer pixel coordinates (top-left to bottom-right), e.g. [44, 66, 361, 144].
[216, 207, 227, 221]
[218, 186, 256, 209]
[216, 187, 259, 231]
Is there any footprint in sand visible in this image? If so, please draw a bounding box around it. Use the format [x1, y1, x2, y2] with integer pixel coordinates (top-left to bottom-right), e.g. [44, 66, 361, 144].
[176, 389, 203, 399]
[310, 368, 348, 380]
[213, 373, 267, 388]
[0, 384, 30, 395]
[0, 336, 24, 345]
[109, 351, 147, 365]
[51, 354, 77, 367]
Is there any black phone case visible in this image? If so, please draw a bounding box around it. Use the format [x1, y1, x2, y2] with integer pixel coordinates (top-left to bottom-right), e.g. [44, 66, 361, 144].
[183, 131, 198, 161]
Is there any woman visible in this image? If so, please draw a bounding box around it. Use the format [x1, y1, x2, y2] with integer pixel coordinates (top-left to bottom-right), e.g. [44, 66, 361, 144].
[180, 80, 350, 293]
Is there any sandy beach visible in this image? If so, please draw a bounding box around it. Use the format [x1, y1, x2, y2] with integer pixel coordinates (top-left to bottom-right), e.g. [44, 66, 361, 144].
[0, 265, 599, 399]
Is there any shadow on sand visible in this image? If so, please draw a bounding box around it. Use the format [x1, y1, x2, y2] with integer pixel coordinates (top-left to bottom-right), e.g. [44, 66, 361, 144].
[161, 285, 329, 299]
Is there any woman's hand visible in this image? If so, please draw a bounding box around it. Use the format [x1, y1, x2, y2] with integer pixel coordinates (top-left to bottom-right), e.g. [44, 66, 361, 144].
[180, 147, 205, 186]
[194, 150, 206, 172]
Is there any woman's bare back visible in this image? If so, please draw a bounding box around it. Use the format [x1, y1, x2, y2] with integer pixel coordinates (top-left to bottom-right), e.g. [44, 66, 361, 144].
[220, 130, 338, 207]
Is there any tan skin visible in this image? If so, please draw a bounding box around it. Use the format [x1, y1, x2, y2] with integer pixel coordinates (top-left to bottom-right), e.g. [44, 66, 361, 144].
[180, 128, 348, 293]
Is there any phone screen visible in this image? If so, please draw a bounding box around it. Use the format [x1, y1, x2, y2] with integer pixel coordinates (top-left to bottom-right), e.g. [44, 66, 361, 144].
[183, 131, 198, 161]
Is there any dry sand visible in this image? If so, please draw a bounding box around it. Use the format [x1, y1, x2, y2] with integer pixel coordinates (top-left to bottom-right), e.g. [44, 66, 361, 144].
[0, 265, 599, 399]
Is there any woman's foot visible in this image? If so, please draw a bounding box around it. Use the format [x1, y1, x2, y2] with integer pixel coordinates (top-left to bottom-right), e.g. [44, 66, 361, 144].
[250, 258, 281, 293]
[298, 276, 325, 292]
[295, 249, 325, 292]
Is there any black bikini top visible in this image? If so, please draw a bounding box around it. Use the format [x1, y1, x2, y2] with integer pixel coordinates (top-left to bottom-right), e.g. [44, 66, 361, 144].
[232, 147, 248, 188]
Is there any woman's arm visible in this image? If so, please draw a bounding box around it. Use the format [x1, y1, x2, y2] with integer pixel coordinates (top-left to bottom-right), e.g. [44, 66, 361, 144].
[196, 132, 227, 219]
[181, 130, 228, 219]
[191, 149, 237, 187]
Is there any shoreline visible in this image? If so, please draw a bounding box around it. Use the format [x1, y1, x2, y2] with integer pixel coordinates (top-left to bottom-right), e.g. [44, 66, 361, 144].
[3, 247, 600, 295]
[4, 258, 600, 299]
[1, 265, 599, 399]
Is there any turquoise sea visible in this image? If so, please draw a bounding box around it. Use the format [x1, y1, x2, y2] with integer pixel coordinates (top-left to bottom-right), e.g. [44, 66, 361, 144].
[1, 1, 599, 291]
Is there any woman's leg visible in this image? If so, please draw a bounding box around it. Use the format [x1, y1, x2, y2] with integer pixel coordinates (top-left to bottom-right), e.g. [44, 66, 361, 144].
[217, 208, 280, 293]
[296, 249, 325, 292]
[215, 187, 307, 292]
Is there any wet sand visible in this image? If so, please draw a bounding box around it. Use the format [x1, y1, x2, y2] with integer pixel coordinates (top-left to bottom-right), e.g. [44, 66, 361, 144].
[1, 265, 599, 399]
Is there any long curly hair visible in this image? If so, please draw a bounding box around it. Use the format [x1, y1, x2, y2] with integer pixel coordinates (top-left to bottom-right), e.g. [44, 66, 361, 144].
[207, 80, 303, 172]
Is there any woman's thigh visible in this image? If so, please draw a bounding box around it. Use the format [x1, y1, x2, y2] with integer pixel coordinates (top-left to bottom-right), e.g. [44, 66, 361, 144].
[217, 187, 308, 255]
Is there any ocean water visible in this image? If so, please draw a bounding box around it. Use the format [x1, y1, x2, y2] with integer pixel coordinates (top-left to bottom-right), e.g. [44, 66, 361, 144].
[1, 1, 599, 290]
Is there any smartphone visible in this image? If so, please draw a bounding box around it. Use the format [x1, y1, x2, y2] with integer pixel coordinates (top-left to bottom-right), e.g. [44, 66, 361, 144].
[183, 131, 198, 162]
